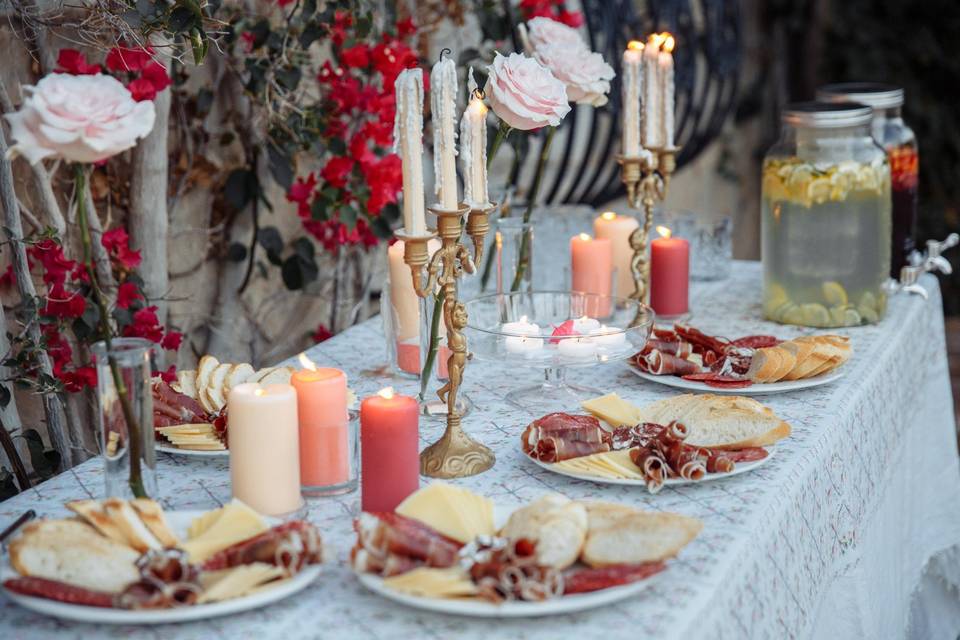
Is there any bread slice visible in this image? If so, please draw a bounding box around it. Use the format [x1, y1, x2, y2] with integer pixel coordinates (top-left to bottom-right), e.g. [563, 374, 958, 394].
[176, 370, 198, 399]
[224, 363, 255, 395]
[103, 498, 162, 553]
[768, 345, 798, 382]
[129, 499, 179, 548]
[66, 499, 128, 545]
[581, 501, 637, 531]
[9, 519, 140, 593]
[250, 367, 277, 383]
[635, 393, 791, 449]
[580, 509, 702, 568]
[258, 367, 293, 386]
[780, 340, 817, 381]
[745, 346, 783, 383]
[202, 363, 232, 412]
[196, 356, 219, 397]
[499, 494, 587, 570]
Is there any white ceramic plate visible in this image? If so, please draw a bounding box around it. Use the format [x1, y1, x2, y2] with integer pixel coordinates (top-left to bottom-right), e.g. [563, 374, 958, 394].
[1, 511, 321, 624]
[527, 447, 774, 487]
[156, 444, 228, 458]
[630, 368, 843, 395]
[357, 569, 660, 618]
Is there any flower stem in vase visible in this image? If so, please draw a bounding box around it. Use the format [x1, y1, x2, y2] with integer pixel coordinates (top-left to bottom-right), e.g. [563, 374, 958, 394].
[510, 126, 556, 292]
[75, 165, 147, 499]
[478, 121, 512, 292]
[419, 287, 447, 402]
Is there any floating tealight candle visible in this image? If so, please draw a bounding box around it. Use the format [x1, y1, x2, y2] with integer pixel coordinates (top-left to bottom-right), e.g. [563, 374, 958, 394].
[588, 325, 627, 347]
[557, 337, 598, 359]
[572, 315, 601, 334]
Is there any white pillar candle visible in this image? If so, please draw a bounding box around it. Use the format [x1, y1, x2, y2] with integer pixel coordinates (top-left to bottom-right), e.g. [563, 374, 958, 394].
[431, 56, 459, 211]
[594, 210, 640, 298]
[557, 337, 598, 359]
[387, 238, 442, 342]
[228, 383, 302, 516]
[659, 34, 676, 149]
[394, 68, 427, 235]
[588, 325, 627, 347]
[572, 316, 601, 334]
[460, 69, 490, 210]
[642, 34, 663, 148]
[621, 41, 644, 157]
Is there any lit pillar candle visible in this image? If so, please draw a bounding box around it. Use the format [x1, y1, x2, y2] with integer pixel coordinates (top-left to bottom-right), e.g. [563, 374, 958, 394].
[431, 56, 459, 211]
[649, 225, 690, 316]
[228, 383, 302, 516]
[642, 34, 663, 148]
[395, 68, 427, 235]
[388, 238, 442, 375]
[570, 233, 613, 317]
[659, 34, 676, 149]
[360, 387, 419, 512]
[593, 211, 640, 298]
[621, 41, 644, 157]
[460, 69, 490, 210]
[291, 355, 348, 491]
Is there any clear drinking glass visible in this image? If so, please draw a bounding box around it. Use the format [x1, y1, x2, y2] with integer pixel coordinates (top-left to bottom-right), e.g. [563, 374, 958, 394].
[496, 217, 535, 295]
[92, 337, 157, 499]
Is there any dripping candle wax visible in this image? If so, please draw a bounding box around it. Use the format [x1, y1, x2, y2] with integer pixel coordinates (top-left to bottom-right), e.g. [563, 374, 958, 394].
[290, 354, 350, 492]
[394, 68, 427, 235]
[621, 41, 644, 157]
[658, 34, 676, 148]
[360, 387, 419, 512]
[430, 54, 459, 210]
[649, 225, 689, 316]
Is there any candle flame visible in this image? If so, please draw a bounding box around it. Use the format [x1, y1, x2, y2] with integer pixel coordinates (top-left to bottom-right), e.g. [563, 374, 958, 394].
[627, 40, 644, 51]
[656, 225, 672, 239]
[649, 33, 666, 49]
[472, 87, 486, 101]
[662, 34, 676, 53]
[378, 386, 395, 399]
[519, 315, 528, 323]
[601, 211, 617, 221]
[254, 387, 266, 397]
[578, 233, 592, 241]
[298, 352, 317, 371]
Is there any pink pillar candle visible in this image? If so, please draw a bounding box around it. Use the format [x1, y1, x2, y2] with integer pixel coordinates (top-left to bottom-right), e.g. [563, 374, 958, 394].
[570, 233, 613, 317]
[290, 361, 349, 490]
[649, 226, 689, 316]
[360, 387, 420, 512]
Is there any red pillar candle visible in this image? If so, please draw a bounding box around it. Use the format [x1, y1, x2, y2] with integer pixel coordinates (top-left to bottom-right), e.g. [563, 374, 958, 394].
[570, 233, 613, 317]
[360, 387, 420, 512]
[649, 225, 689, 316]
[290, 356, 349, 491]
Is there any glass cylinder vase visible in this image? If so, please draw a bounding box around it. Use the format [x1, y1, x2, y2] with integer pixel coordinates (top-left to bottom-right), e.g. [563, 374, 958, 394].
[496, 217, 535, 295]
[92, 337, 157, 499]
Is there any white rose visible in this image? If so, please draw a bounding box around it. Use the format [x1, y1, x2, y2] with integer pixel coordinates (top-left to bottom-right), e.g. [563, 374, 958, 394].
[525, 16, 586, 52]
[484, 53, 571, 130]
[4, 73, 155, 165]
[533, 43, 616, 107]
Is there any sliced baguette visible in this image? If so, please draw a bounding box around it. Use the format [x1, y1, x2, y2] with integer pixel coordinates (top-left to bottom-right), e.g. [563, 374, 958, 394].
[103, 498, 162, 553]
[176, 370, 198, 399]
[202, 363, 232, 412]
[499, 494, 587, 570]
[258, 367, 293, 386]
[225, 363, 255, 395]
[196, 356, 219, 397]
[250, 367, 277, 383]
[129, 498, 179, 548]
[769, 345, 798, 382]
[9, 519, 140, 593]
[745, 346, 782, 383]
[580, 509, 702, 568]
[780, 340, 817, 381]
[66, 499, 128, 545]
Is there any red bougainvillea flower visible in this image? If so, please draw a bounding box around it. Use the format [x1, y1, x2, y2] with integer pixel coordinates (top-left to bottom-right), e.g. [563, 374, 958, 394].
[329, 10, 354, 47]
[340, 43, 371, 69]
[287, 173, 317, 204]
[28, 239, 76, 287]
[56, 49, 102, 75]
[320, 156, 354, 189]
[557, 10, 584, 27]
[361, 154, 401, 215]
[116, 281, 143, 309]
[396, 18, 417, 38]
[127, 77, 158, 102]
[61, 366, 97, 393]
[550, 319, 576, 343]
[142, 61, 172, 93]
[161, 331, 183, 351]
[105, 46, 153, 72]
[123, 305, 164, 343]
[158, 365, 178, 384]
[241, 31, 256, 53]
[43, 283, 86, 319]
[0, 264, 13, 288]
[102, 227, 142, 270]
[312, 324, 333, 343]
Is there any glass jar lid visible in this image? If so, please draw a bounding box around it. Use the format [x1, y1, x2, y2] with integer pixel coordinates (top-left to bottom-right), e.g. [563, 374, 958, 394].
[781, 101, 873, 129]
[816, 82, 904, 110]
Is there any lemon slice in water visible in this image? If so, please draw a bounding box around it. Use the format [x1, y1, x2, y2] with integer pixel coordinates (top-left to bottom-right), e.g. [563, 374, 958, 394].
[822, 281, 848, 307]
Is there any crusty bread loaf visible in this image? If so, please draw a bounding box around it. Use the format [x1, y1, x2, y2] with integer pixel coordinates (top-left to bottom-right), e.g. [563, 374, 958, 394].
[9, 519, 140, 593]
[748, 335, 852, 383]
[635, 393, 791, 449]
[499, 494, 587, 570]
[130, 498, 179, 548]
[579, 503, 702, 568]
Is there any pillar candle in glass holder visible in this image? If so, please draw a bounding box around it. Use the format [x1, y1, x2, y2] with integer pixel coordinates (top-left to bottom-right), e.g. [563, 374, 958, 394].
[659, 34, 676, 149]
[460, 69, 490, 210]
[570, 233, 613, 317]
[593, 211, 640, 299]
[388, 238, 442, 375]
[622, 41, 644, 157]
[395, 68, 427, 235]
[360, 387, 419, 512]
[228, 383, 302, 516]
[649, 225, 689, 316]
[642, 34, 663, 148]
[430, 56, 459, 211]
[291, 355, 348, 492]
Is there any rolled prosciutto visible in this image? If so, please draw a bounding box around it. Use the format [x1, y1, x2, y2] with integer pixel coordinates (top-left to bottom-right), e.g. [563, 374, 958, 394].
[152, 380, 209, 429]
[522, 413, 613, 463]
[353, 512, 461, 572]
[642, 350, 702, 376]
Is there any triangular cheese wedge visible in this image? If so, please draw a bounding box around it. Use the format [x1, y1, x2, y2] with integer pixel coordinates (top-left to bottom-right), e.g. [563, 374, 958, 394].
[581, 393, 642, 428]
[395, 483, 494, 543]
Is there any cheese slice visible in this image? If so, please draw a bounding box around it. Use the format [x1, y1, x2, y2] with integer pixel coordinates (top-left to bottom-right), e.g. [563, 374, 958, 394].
[552, 449, 645, 480]
[581, 393, 643, 428]
[395, 483, 495, 543]
[382, 567, 478, 599]
[188, 506, 225, 539]
[198, 563, 285, 603]
[181, 500, 268, 562]
[159, 423, 215, 435]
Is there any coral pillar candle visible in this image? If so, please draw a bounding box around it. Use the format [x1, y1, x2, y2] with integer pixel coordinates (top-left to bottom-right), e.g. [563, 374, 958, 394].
[430, 56, 459, 210]
[649, 225, 689, 316]
[388, 238, 442, 375]
[593, 211, 640, 299]
[291, 355, 348, 492]
[228, 383, 302, 516]
[658, 34, 676, 148]
[395, 68, 427, 235]
[570, 233, 613, 317]
[621, 41, 644, 157]
[360, 387, 420, 512]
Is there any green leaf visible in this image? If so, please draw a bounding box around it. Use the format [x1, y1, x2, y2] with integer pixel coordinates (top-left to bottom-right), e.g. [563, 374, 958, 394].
[21, 429, 60, 480]
[257, 226, 284, 263]
[300, 23, 324, 49]
[0, 468, 18, 500]
[339, 205, 358, 230]
[356, 14, 373, 38]
[267, 145, 294, 189]
[292, 237, 315, 261]
[0, 385, 10, 409]
[310, 198, 328, 221]
[380, 202, 401, 223]
[112, 307, 133, 329]
[227, 242, 247, 262]
[168, 6, 194, 32]
[370, 216, 394, 240]
[275, 66, 302, 92]
[225, 169, 256, 210]
[281, 256, 305, 290]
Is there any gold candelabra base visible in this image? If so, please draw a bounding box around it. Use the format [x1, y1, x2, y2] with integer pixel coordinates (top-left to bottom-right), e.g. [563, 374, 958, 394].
[397, 202, 497, 478]
[619, 147, 680, 308]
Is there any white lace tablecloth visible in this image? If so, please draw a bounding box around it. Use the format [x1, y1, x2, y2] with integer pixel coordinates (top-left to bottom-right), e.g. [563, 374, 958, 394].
[2, 261, 958, 639]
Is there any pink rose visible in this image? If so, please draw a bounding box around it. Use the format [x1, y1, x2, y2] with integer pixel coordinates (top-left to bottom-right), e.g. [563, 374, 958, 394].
[4, 73, 155, 164]
[533, 43, 615, 107]
[484, 53, 570, 130]
[525, 16, 585, 51]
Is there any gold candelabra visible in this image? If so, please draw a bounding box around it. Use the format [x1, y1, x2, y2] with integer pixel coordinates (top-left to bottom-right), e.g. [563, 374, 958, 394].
[395, 202, 496, 478]
[618, 146, 680, 306]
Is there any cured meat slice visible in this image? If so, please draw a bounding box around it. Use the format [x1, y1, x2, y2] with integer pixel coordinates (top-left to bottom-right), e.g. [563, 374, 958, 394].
[3, 577, 115, 608]
[681, 372, 753, 389]
[718, 447, 768, 463]
[562, 562, 666, 594]
[522, 413, 613, 463]
[640, 339, 693, 359]
[354, 512, 462, 570]
[152, 380, 209, 429]
[729, 335, 781, 349]
[643, 350, 702, 376]
[202, 521, 323, 573]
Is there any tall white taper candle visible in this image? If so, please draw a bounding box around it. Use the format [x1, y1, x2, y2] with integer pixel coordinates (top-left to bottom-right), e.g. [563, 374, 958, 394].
[642, 34, 663, 148]
[430, 56, 459, 211]
[659, 34, 676, 149]
[394, 68, 427, 235]
[622, 41, 644, 157]
[460, 68, 490, 209]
